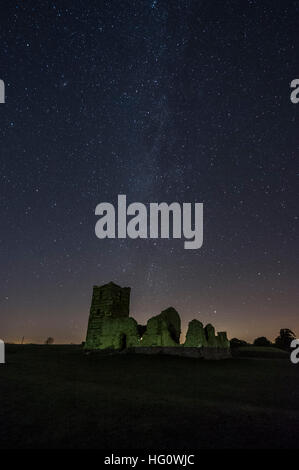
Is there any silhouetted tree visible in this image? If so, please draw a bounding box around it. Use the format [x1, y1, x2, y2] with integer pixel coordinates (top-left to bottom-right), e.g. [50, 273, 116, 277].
[253, 336, 271, 347]
[45, 337, 54, 345]
[230, 338, 248, 348]
[275, 329, 296, 351]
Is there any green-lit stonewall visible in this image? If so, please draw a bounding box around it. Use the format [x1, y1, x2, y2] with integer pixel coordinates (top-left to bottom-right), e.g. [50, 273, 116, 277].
[140, 307, 181, 347]
[85, 282, 139, 349]
[85, 282, 230, 352]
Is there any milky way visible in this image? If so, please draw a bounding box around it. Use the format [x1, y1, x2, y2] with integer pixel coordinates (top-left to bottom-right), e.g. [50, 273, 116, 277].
[0, 0, 298, 343]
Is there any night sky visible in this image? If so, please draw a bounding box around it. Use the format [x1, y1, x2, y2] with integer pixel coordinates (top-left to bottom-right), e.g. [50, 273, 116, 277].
[1, 0, 298, 344]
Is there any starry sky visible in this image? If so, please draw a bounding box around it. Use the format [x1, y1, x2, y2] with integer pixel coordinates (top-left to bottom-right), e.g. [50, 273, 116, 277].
[0, 0, 298, 344]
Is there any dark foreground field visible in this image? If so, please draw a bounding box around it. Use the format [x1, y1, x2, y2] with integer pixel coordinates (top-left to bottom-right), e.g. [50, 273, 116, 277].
[0, 345, 298, 449]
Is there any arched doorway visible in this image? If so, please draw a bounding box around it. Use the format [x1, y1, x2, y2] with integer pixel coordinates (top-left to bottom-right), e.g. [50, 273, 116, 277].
[119, 333, 127, 351]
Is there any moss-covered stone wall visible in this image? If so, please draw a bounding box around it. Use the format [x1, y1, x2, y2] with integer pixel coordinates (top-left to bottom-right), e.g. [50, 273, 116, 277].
[140, 307, 181, 347]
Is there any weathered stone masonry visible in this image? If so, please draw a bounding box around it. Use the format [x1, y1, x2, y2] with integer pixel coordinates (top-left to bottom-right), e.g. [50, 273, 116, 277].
[85, 282, 139, 349]
[85, 282, 230, 359]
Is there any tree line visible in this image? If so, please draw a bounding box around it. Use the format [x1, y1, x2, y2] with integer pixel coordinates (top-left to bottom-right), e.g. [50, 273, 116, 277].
[230, 328, 296, 351]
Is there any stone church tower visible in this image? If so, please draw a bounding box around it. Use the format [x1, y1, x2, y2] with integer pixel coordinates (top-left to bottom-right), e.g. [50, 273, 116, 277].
[89, 281, 131, 319]
[85, 282, 139, 349]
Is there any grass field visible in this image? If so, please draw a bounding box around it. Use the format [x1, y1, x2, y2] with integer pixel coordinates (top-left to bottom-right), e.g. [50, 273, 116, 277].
[0, 344, 298, 449]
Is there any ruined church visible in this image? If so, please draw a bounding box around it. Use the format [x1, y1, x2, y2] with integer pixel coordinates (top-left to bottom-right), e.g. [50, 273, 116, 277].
[85, 282, 230, 359]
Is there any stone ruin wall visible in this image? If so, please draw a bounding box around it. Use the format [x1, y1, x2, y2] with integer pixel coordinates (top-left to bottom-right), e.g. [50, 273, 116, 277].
[85, 282, 231, 358]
